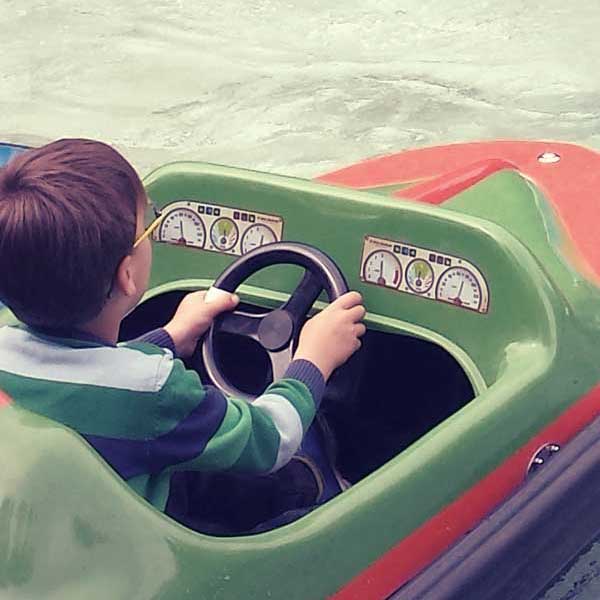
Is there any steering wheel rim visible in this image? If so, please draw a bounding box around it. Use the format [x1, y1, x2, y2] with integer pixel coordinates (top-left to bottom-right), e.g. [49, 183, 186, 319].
[202, 242, 348, 401]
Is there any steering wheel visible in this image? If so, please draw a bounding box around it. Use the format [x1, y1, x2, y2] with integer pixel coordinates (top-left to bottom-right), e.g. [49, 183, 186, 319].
[202, 242, 349, 401]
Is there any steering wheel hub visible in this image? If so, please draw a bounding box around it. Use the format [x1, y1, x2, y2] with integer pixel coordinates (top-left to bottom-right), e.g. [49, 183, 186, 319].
[257, 309, 294, 351]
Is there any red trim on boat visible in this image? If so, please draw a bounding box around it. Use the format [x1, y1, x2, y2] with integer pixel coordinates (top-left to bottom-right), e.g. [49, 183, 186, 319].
[0, 390, 12, 408]
[317, 141, 600, 280]
[393, 158, 516, 205]
[331, 383, 600, 600]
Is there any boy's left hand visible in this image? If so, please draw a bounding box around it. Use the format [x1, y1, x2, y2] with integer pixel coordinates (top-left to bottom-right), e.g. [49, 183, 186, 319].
[164, 290, 239, 358]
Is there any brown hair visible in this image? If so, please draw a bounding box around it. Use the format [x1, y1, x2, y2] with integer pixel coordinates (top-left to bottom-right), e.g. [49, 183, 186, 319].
[0, 138, 144, 327]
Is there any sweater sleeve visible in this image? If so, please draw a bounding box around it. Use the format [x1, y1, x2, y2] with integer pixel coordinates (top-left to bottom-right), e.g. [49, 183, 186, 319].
[131, 328, 178, 357]
[154, 356, 325, 475]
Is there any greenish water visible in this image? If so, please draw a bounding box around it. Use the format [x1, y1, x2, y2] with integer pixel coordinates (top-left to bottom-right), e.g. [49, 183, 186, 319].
[2, 1, 600, 179]
[2, 2, 600, 598]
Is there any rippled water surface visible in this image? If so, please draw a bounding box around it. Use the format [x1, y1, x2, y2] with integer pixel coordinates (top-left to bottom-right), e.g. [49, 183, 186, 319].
[2, 1, 600, 598]
[2, 0, 600, 178]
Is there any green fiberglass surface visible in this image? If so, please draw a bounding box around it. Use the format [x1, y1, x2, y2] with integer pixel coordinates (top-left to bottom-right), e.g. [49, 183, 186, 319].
[145, 163, 561, 387]
[2, 161, 600, 599]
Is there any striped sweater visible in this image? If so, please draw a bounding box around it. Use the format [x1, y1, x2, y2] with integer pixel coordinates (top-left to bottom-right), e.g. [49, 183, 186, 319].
[0, 325, 324, 511]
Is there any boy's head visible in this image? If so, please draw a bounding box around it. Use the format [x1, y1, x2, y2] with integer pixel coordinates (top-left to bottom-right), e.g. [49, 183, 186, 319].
[0, 138, 151, 328]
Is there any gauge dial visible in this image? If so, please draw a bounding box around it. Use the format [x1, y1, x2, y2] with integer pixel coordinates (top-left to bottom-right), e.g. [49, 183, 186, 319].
[241, 224, 277, 254]
[435, 266, 482, 311]
[158, 208, 206, 248]
[362, 250, 402, 288]
[210, 217, 239, 251]
[406, 259, 434, 294]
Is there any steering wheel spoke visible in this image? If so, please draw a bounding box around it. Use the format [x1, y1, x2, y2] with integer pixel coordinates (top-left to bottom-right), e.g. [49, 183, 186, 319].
[219, 310, 262, 340]
[282, 271, 324, 323]
[268, 346, 294, 382]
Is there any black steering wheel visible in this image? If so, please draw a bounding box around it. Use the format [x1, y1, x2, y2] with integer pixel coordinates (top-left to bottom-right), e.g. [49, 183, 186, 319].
[202, 242, 349, 400]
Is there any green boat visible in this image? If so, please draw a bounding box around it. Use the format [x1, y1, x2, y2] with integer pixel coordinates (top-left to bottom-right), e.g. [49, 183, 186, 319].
[2, 140, 600, 599]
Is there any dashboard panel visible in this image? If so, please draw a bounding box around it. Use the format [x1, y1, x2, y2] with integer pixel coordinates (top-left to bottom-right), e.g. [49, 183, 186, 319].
[154, 200, 284, 257]
[144, 163, 557, 388]
[154, 198, 491, 316]
[360, 235, 489, 314]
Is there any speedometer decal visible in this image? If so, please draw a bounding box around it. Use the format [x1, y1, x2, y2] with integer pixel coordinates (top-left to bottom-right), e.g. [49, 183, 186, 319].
[158, 208, 206, 248]
[360, 236, 489, 314]
[435, 267, 482, 311]
[153, 200, 284, 257]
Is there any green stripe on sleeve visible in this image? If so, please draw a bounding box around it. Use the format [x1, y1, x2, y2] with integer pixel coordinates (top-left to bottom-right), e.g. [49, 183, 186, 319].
[172, 376, 316, 474]
[172, 399, 281, 473]
[263, 377, 316, 432]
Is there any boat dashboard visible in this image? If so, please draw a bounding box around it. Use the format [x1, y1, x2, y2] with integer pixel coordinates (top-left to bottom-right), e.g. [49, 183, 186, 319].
[121, 160, 562, 489]
[153, 198, 489, 315]
[143, 161, 556, 392]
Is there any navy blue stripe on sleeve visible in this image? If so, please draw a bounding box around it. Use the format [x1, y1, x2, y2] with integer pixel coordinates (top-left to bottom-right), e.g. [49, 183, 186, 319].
[83, 386, 227, 479]
[133, 328, 178, 356]
[284, 359, 325, 407]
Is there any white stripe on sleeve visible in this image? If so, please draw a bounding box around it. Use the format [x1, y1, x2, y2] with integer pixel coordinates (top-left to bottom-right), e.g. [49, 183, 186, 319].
[251, 392, 304, 473]
[0, 327, 173, 392]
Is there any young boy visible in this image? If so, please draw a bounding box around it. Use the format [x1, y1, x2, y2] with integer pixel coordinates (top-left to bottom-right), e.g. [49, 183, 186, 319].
[0, 139, 365, 530]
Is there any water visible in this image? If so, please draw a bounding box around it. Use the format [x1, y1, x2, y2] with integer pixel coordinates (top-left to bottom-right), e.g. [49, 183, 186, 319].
[2, 1, 600, 178]
[2, 1, 600, 597]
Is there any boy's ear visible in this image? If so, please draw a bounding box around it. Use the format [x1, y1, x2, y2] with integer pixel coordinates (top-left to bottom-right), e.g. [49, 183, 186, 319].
[114, 255, 137, 297]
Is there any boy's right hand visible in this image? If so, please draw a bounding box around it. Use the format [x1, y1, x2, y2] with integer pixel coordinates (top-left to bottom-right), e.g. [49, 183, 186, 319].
[164, 290, 239, 358]
[293, 291, 366, 381]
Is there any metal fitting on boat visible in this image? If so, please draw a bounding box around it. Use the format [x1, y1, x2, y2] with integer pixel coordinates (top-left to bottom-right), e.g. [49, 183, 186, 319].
[527, 443, 561, 476]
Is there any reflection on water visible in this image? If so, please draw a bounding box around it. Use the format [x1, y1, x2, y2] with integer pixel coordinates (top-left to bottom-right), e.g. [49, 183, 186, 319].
[2, 2, 600, 598]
